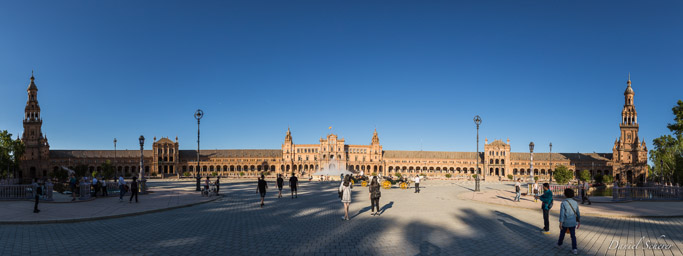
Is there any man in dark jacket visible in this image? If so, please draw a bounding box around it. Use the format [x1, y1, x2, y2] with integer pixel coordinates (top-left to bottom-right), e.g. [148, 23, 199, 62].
[536, 183, 553, 234]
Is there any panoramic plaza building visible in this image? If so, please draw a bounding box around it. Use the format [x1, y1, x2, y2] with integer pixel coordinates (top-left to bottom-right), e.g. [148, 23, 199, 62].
[19, 74, 649, 183]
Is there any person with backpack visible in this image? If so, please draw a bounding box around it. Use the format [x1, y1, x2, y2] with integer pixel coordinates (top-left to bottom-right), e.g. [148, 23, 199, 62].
[276, 174, 284, 198]
[289, 174, 298, 198]
[118, 175, 126, 201]
[514, 179, 521, 202]
[368, 176, 381, 216]
[129, 176, 139, 203]
[256, 174, 268, 207]
[339, 174, 353, 220]
[100, 177, 108, 197]
[32, 178, 41, 213]
[557, 188, 581, 255]
[536, 183, 553, 234]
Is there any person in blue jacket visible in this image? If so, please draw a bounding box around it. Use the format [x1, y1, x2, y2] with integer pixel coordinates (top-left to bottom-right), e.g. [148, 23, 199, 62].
[536, 183, 553, 234]
[557, 188, 580, 255]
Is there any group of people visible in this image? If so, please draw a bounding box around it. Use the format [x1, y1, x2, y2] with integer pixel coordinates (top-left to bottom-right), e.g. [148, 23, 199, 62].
[256, 174, 299, 207]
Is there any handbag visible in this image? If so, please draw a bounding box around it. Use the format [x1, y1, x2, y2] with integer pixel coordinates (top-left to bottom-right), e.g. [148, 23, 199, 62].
[567, 200, 579, 222]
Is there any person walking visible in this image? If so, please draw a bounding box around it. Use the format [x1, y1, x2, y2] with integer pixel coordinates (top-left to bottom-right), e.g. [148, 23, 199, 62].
[581, 181, 592, 205]
[368, 176, 381, 216]
[69, 173, 78, 202]
[92, 176, 99, 197]
[215, 177, 220, 195]
[118, 175, 126, 201]
[101, 177, 108, 197]
[557, 188, 581, 255]
[514, 179, 521, 202]
[32, 178, 41, 213]
[339, 174, 352, 220]
[257, 174, 268, 207]
[129, 176, 138, 203]
[289, 174, 298, 198]
[536, 183, 553, 234]
[533, 181, 539, 202]
[276, 174, 284, 198]
[413, 175, 421, 193]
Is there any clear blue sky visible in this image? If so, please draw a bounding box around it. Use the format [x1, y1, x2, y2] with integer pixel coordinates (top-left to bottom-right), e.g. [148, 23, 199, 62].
[1, 1, 682, 154]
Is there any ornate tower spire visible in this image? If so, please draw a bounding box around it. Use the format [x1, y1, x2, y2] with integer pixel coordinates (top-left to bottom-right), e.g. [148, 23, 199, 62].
[371, 129, 379, 145]
[613, 74, 648, 184]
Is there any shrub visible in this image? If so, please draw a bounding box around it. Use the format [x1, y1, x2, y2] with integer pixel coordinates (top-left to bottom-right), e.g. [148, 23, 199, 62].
[579, 170, 592, 181]
[395, 173, 402, 178]
[183, 172, 191, 177]
[472, 174, 477, 179]
[553, 165, 573, 185]
[507, 174, 513, 180]
[534, 176, 539, 182]
[211, 171, 218, 177]
[603, 175, 614, 184]
[371, 172, 377, 177]
[445, 174, 452, 178]
[239, 172, 245, 177]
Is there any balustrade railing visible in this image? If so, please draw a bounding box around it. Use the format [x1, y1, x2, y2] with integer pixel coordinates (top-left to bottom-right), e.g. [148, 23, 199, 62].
[0, 183, 53, 200]
[612, 186, 683, 201]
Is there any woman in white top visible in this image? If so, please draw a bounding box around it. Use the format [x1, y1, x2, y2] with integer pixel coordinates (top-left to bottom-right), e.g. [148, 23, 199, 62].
[339, 174, 353, 220]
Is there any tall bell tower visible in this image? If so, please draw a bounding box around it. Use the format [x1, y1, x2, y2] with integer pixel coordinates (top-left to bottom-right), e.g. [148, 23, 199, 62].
[611, 74, 648, 184]
[21, 72, 50, 179]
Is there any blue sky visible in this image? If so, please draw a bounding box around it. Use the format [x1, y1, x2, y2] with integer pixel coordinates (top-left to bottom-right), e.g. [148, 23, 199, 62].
[1, 1, 682, 154]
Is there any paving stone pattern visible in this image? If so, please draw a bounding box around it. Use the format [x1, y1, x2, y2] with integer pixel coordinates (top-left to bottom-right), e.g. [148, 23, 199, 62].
[0, 180, 681, 255]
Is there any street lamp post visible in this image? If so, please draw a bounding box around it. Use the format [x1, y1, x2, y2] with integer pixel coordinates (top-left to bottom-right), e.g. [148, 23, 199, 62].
[474, 115, 482, 192]
[549, 142, 553, 184]
[529, 142, 535, 183]
[139, 135, 145, 193]
[114, 138, 117, 177]
[194, 109, 204, 191]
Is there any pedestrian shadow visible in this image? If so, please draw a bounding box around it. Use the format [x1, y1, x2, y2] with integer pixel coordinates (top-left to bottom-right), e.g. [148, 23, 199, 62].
[494, 210, 539, 234]
[353, 206, 372, 218]
[456, 184, 474, 192]
[380, 201, 394, 214]
[416, 241, 441, 256]
[496, 196, 514, 202]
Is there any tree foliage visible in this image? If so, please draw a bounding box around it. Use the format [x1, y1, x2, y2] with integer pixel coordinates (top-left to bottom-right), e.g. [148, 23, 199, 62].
[553, 165, 573, 185]
[100, 160, 115, 180]
[579, 170, 592, 181]
[649, 100, 683, 185]
[0, 130, 25, 178]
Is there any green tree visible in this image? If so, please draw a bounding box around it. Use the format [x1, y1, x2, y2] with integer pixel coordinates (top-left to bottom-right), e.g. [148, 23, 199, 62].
[602, 175, 613, 184]
[507, 174, 513, 180]
[395, 173, 402, 178]
[553, 165, 573, 185]
[445, 173, 452, 178]
[100, 160, 115, 180]
[650, 100, 683, 184]
[0, 130, 25, 178]
[579, 170, 592, 182]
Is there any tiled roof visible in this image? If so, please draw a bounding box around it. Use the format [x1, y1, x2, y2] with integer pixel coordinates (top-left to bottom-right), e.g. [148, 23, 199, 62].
[50, 150, 153, 158]
[179, 149, 282, 158]
[384, 150, 478, 159]
[510, 152, 612, 161]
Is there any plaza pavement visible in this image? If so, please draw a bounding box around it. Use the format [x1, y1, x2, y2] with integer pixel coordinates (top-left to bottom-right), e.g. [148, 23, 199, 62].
[0, 179, 681, 255]
[0, 180, 219, 224]
[458, 182, 683, 217]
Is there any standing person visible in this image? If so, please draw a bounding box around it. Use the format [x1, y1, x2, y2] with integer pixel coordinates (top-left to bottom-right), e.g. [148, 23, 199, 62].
[215, 177, 220, 195]
[413, 175, 421, 193]
[514, 179, 521, 202]
[276, 174, 284, 198]
[129, 176, 138, 203]
[339, 174, 352, 220]
[581, 181, 592, 205]
[289, 174, 298, 198]
[536, 183, 553, 234]
[204, 177, 211, 196]
[340, 173, 344, 181]
[69, 173, 78, 202]
[92, 176, 99, 197]
[257, 174, 268, 207]
[557, 188, 581, 255]
[118, 175, 126, 201]
[533, 180, 539, 202]
[368, 177, 381, 216]
[32, 178, 41, 213]
[101, 177, 108, 197]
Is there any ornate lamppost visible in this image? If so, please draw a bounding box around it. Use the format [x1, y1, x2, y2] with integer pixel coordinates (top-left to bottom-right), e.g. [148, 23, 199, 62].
[549, 142, 552, 184]
[194, 109, 204, 191]
[529, 142, 535, 183]
[114, 138, 117, 177]
[474, 115, 482, 192]
[139, 135, 145, 193]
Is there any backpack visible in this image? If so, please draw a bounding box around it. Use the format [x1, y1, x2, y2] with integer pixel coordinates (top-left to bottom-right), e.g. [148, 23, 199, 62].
[515, 185, 520, 192]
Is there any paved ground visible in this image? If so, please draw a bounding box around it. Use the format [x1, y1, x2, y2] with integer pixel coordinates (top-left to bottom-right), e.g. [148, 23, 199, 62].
[460, 182, 683, 217]
[0, 180, 217, 223]
[0, 180, 681, 255]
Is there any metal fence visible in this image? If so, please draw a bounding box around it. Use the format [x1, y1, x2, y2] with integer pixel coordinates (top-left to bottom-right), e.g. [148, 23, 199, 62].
[0, 183, 53, 201]
[0, 178, 20, 185]
[612, 186, 683, 201]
